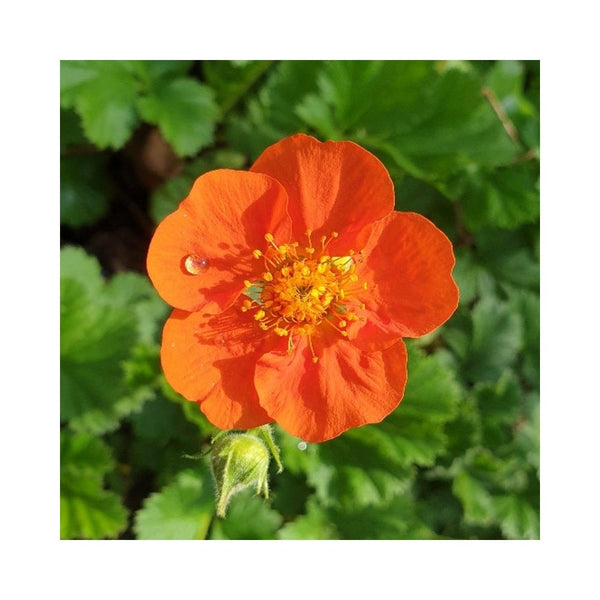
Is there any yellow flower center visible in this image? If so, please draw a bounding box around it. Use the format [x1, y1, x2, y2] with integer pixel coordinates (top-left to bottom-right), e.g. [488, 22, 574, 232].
[241, 231, 366, 362]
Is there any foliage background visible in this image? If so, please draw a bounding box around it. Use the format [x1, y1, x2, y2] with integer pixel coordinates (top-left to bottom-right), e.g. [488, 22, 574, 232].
[60, 59, 540, 540]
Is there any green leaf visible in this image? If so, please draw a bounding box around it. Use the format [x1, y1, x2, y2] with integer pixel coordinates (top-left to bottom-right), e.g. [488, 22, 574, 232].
[225, 60, 322, 158]
[59, 245, 103, 297]
[60, 277, 138, 433]
[60, 60, 140, 149]
[485, 60, 540, 150]
[493, 495, 540, 539]
[374, 344, 463, 465]
[465, 297, 523, 382]
[507, 289, 540, 385]
[302, 345, 461, 512]
[60, 247, 153, 433]
[128, 60, 194, 86]
[60, 153, 110, 227]
[60, 432, 127, 539]
[277, 496, 338, 540]
[134, 469, 215, 540]
[203, 60, 273, 113]
[475, 228, 540, 290]
[328, 495, 437, 540]
[452, 470, 496, 526]
[474, 371, 524, 449]
[103, 272, 169, 344]
[137, 78, 219, 156]
[459, 164, 540, 231]
[209, 489, 283, 540]
[294, 61, 519, 180]
[60, 108, 87, 151]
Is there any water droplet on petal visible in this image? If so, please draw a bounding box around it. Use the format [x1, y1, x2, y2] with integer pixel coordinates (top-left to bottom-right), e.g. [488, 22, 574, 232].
[184, 255, 209, 274]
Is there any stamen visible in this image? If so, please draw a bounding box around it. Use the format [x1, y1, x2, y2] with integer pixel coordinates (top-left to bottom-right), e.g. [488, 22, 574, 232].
[307, 335, 319, 363]
[241, 232, 367, 346]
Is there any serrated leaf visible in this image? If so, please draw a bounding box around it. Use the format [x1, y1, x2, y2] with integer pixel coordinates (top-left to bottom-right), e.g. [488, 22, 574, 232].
[225, 60, 322, 158]
[134, 469, 215, 539]
[103, 272, 169, 344]
[129, 60, 194, 85]
[452, 470, 495, 526]
[328, 495, 436, 540]
[493, 495, 539, 539]
[507, 289, 540, 385]
[60, 60, 140, 149]
[475, 228, 540, 290]
[294, 61, 519, 180]
[137, 78, 219, 156]
[465, 297, 523, 383]
[474, 371, 523, 449]
[60, 245, 104, 297]
[203, 60, 273, 113]
[60, 432, 127, 539]
[60, 247, 154, 433]
[302, 346, 461, 511]
[459, 164, 540, 231]
[374, 345, 463, 466]
[209, 488, 282, 540]
[60, 153, 110, 227]
[60, 278, 138, 433]
[277, 496, 338, 540]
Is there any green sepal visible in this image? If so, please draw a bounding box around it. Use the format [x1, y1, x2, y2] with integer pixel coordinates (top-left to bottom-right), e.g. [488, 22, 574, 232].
[210, 431, 271, 518]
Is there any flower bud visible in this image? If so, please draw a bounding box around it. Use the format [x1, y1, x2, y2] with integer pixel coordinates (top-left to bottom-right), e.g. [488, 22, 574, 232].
[210, 432, 271, 518]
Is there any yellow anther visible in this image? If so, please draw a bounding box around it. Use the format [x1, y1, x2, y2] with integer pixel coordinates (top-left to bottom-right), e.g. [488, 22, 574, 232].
[242, 231, 367, 341]
[312, 356, 319, 364]
[331, 231, 339, 238]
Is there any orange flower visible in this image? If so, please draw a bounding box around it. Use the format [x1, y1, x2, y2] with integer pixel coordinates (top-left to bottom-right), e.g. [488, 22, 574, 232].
[147, 134, 458, 442]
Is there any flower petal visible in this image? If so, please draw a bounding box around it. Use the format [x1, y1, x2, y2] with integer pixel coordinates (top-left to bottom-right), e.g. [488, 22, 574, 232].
[147, 169, 291, 312]
[255, 337, 407, 442]
[356, 211, 459, 343]
[161, 308, 273, 430]
[250, 134, 394, 254]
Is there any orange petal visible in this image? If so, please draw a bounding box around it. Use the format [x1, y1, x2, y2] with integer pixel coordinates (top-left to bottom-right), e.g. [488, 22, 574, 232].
[357, 212, 459, 341]
[250, 134, 394, 254]
[147, 169, 291, 312]
[255, 337, 407, 442]
[161, 308, 273, 430]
